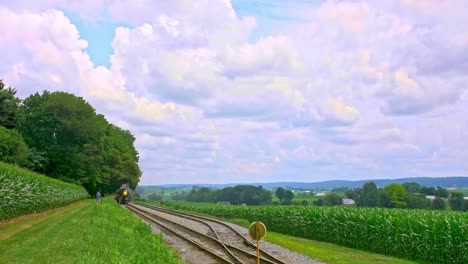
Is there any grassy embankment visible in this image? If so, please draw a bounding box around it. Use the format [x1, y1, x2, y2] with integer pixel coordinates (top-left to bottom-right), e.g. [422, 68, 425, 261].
[0, 198, 182, 264]
[143, 201, 419, 264]
[0, 162, 88, 221]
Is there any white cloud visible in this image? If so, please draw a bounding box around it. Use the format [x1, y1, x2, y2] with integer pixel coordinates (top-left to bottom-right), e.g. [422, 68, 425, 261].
[321, 98, 360, 125]
[1, 1, 467, 184]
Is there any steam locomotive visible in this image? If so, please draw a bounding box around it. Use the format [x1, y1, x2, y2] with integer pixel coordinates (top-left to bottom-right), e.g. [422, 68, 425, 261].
[115, 187, 131, 204]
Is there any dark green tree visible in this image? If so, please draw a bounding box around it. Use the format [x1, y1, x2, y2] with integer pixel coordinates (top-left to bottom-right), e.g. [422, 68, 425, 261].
[283, 189, 294, 205]
[187, 185, 271, 205]
[449, 192, 465, 211]
[0, 80, 21, 129]
[358, 182, 378, 207]
[17, 91, 141, 194]
[186, 187, 216, 202]
[275, 187, 286, 204]
[345, 189, 359, 200]
[434, 187, 449, 198]
[402, 182, 421, 193]
[323, 192, 343, 206]
[377, 189, 391, 208]
[18, 92, 105, 185]
[313, 199, 324, 206]
[0, 126, 29, 165]
[406, 193, 430, 209]
[431, 197, 445, 210]
[420, 187, 435, 195]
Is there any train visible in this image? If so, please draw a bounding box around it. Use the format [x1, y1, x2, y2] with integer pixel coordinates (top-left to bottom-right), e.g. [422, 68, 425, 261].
[115, 187, 131, 204]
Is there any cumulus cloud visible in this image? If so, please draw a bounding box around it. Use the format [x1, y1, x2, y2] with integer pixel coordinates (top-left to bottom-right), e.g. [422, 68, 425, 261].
[1, 0, 467, 184]
[0, 6, 87, 96]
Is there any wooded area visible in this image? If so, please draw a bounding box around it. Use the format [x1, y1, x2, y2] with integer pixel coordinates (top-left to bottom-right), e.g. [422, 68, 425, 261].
[0, 80, 141, 195]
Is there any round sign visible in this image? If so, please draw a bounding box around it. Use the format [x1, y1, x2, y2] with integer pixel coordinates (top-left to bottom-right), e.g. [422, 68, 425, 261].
[248, 221, 267, 240]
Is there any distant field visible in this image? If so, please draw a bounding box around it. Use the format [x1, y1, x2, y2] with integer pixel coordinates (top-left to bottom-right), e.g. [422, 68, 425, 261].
[138, 186, 333, 203]
[136, 187, 190, 199]
[456, 188, 468, 196]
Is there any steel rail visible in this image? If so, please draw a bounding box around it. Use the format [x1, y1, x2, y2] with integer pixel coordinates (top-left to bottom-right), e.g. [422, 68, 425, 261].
[128, 203, 281, 264]
[134, 202, 286, 264]
[126, 204, 233, 264]
[128, 203, 244, 264]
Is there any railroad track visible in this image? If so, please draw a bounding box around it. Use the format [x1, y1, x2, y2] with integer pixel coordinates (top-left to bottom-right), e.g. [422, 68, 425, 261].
[127, 203, 287, 264]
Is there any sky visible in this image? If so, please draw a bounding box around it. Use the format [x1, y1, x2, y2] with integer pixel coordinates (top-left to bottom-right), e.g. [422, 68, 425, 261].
[1, 0, 467, 185]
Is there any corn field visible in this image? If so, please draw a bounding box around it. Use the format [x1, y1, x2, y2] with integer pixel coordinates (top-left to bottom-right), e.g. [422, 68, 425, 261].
[0, 162, 89, 221]
[164, 200, 468, 263]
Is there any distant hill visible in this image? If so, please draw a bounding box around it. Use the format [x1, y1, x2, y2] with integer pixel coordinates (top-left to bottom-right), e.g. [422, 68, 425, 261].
[146, 177, 468, 190]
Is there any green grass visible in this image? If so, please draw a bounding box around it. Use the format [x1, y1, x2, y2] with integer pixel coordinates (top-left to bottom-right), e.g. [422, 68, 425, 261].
[0, 198, 182, 264]
[263, 231, 419, 264]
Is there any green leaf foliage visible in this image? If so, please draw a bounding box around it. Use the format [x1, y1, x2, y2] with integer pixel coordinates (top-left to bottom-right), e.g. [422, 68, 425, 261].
[0, 80, 21, 129]
[163, 200, 468, 263]
[384, 183, 408, 208]
[358, 182, 379, 207]
[17, 91, 141, 194]
[0, 162, 88, 221]
[186, 185, 272, 205]
[0, 127, 29, 165]
[449, 192, 466, 211]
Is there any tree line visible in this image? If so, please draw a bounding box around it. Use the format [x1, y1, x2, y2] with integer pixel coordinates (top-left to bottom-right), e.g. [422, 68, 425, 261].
[158, 181, 467, 211]
[185, 185, 272, 205]
[344, 182, 467, 211]
[0, 81, 141, 195]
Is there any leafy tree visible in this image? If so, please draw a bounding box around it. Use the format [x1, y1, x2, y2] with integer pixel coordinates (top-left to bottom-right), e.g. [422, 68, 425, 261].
[449, 192, 465, 211]
[147, 192, 163, 201]
[231, 185, 271, 205]
[275, 187, 286, 204]
[17, 91, 141, 194]
[313, 199, 324, 206]
[345, 189, 359, 200]
[377, 189, 391, 208]
[323, 192, 343, 206]
[431, 197, 445, 210]
[384, 183, 408, 208]
[21, 147, 48, 171]
[434, 187, 449, 198]
[186, 185, 271, 205]
[358, 182, 378, 207]
[283, 189, 294, 205]
[420, 187, 435, 195]
[0, 126, 29, 165]
[186, 187, 216, 203]
[402, 182, 421, 193]
[0, 80, 21, 129]
[406, 193, 430, 209]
